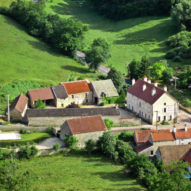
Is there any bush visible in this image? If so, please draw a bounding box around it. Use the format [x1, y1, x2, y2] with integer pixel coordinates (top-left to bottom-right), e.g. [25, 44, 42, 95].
[104, 118, 114, 130]
[85, 139, 95, 154]
[117, 131, 134, 142]
[64, 135, 78, 149]
[46, 126, 53, 135]
[17, 145, 38, 159]
[0, 149, 16, 160]
[182, 98, 191, 107]
[19, 129, 28, 134]
[99, 102, 105, 106]
[53, 143, 61, 151]
[161, 121, 170, 125]
[35, 99, 46, 109]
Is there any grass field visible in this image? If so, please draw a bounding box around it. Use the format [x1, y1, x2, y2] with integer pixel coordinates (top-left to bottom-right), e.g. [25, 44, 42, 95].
[0, 14, 96, 86]
[0, 132, 51, 147]
[44, 0, 180, 72]
[17, 153, 145, 191]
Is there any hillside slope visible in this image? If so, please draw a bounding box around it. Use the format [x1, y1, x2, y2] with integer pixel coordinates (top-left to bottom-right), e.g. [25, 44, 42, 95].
[0, 14, 96, 86]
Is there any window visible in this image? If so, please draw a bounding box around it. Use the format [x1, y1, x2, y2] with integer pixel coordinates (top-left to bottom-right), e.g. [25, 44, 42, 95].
[86, 99, 88, 103]
[139, 102, 141, 107]
[158, 116, 160, 122]
[150, 151, 153, 155]
[145, 114, 147, 118]
[164, 116, 166, 121]
[169, 115, 172, 121]
[164, 108, 166, 112]
[61, 104, 64, 107]
[72, 95, 74, 99]
[164, 102, 166, 105]
[85, 93, 88, 98]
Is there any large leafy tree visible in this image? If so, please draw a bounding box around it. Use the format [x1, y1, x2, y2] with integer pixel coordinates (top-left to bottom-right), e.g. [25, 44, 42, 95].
[86, 38, 110, 71]
[107, 67, 124, 92]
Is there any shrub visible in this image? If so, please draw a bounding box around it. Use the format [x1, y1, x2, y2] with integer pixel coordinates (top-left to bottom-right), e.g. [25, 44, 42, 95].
[53, 143, 61, 151]
[18, 145, 38, 159]
[117, 131, 134, 142]
[35, 99, 46, 109]
[182, 98, 191, 107]
[64, 135, 78, 149]
[19, 129, 28, 134]
[46, 126, 53, 135]
[104, 118, 114, 130]
[85, 139, 95, 154]
[161, 121, 170, 125]
[66, 103, 80, 108]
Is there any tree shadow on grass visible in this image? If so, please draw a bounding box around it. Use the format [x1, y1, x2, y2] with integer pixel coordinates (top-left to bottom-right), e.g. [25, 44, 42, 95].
[61, 65, 93, 74]
[50, 0, 163, 32]
[114, 19, 176, 45]
[27, 40, 63, 57]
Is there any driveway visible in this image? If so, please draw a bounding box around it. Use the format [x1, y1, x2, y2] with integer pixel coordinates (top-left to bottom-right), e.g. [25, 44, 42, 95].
[36, 137, 64, 150]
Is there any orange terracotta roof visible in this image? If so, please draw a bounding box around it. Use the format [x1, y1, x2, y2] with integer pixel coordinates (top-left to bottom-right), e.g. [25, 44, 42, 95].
[67, 115, 107, 134]
[28, 88, 54, 102]
[10, 94, 28, 113]
[61, 80, 91, 94]
[151, 132, 175, 142]
[175, 130, 191, 139]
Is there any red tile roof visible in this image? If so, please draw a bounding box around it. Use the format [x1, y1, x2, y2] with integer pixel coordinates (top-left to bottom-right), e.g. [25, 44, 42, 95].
[10, 94, 28, 113]
[175, 129, 191, 139]
[28, 88, 54, 102]
[135, 129, 175, 143]
[67, 115, 107, 134]
[151, 131, 175, 142]
[182, 149, 191, 164]
[61, 80, 91, 95]
[127, 79, 165, 104]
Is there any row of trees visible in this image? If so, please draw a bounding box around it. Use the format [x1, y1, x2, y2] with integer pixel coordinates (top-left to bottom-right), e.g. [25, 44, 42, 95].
[128, 56, 174, 84]
[89, 0, 178, 20]
[85, 131, 191, 191]
[6, 0, 88, 56]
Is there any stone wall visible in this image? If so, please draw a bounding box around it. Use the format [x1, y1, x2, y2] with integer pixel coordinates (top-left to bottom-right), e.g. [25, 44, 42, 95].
[0, 125, 48, 132]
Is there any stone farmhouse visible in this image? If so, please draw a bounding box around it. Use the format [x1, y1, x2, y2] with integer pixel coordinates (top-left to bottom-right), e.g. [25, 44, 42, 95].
[60, 115, 107, 147]
[127, 77, 179, 124]
[10, 94, 28, 121]
[25, 107, 120, 126]
[10, 79, 119, 121]
[134, 127, 191, 156]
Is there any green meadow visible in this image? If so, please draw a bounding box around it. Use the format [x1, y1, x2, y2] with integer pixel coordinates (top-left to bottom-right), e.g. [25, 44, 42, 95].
[17, 153, 145, 191]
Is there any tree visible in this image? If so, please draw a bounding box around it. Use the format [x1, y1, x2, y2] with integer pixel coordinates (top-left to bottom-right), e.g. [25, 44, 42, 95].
[85, 139, 95, 154]
[154, 162, 191, 191]
[35, 99, 46, 109]
[107, 67, 124, 92]
[86, 38, 110, 71]
[97, 132, 116, 158]
[0, 159, 32, 191]
[149, 62, 167, 80]
[171, 0, 191, 31]
[104, 118, 114, 130]
[162, 68, 174, 85]
[64, 135, 78, 149]
[18, 145, 38, 159]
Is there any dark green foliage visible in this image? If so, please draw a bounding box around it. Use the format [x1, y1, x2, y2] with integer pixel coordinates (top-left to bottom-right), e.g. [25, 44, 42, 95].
[89, 0, 175, 20]
[8, 0, 88, 56]
[96, 132, 116, 158]
[53, 143, 61, 151]
[0, 159, 32, 191]
[107, 68, 124, 92]
[161, 121, 170, 125]
[117, 131, 134, 142]
[171, 0, 191, 31]
[35, 99, 46, 109]
[18, 145, 38, 159]
[177, 66, 191, 88]
[64, 135, 78, 149]
[104, 118, 114, 130]
[165, 31, 191, 60]
[182, 98, 191, 107]
[86, 38, 110, 71]
[154, 162, 191, 191]
[19, 129, 28, 134]
[85, 139, 95, 154]
[162, 68, 174, 85]
[0, 149, 16, 160]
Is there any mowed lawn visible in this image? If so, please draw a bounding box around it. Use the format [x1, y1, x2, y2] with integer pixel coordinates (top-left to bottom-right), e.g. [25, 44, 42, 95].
[0, 14, 96, 86]
[18, 153, 145, 191]
[45, 0, 177, 73]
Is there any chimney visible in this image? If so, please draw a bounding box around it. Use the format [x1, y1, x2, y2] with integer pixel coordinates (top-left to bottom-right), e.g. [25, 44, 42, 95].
[184, 124, 187, 132]
[164, 85, 167, 92]
[152, 88, 156, 96]
[148, 78, 151, 84]
[154, 81, 158, 87]
[143, 84, 147, 91]
[132, 78, 135, 86]
[144, 76, 147, 82]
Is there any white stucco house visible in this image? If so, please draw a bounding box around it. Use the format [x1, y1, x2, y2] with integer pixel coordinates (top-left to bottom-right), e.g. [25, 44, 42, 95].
[127, 77, 179, 124]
